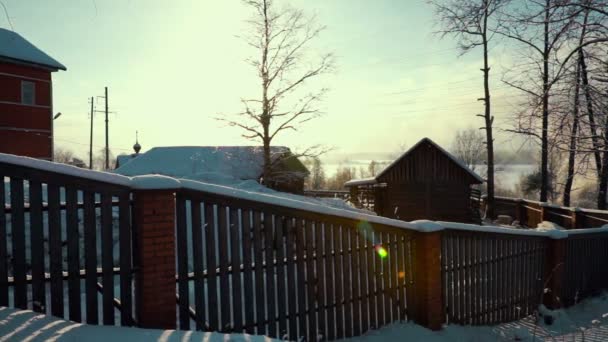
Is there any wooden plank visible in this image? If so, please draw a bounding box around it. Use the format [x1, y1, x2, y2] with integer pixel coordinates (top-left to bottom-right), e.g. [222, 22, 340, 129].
[66, 187, 81, 322]
[264, 213, 277, 338]
[472, 235, 479, 324]
[242, 210, 255, 334]
[217, 206, 230, 331]
[367, 230, 377, 330]
[334, 225, 344, 338]
[252, 211, 266, 335]
[118, 192, 132, 326]
[382, 231, 391, 325]
[359, 229, 370, 333]
[481, 235, 488, 324]
[230, 208, 243, 332]
[191, 201, 205, 331]
[100, 193, 114, 325]
[10, 178, 27, 309]
[305, 221, 317, 340]
[83, 191, 98, 324]
[324, 224, 336, 340]
[351, 228, 361, 336]
[285, 218, 297, 341]
[205, 203, 219, 331]
[48, 184, 63, 318]
[29, 180, 45, 313]
[315, 222, 326, 340]
[454, 235, 462, 323]
[295, 219, 307, 340]
[176, 195, 190, 330]
[275, 216, 287, 338]
[0, 178, 6, 307]
[390, 233, 399, 324]
[497, 238, 504, 323]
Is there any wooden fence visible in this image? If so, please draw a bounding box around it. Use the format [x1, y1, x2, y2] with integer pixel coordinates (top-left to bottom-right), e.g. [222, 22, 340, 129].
[0, 159, 134, 326]
[442, 230, 547, 325]
[3, 154, 608, 341]
[175, 188, 415, 340]
[482, 196, 608, 228]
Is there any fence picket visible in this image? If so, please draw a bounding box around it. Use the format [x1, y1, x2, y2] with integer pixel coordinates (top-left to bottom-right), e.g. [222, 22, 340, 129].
[275, 216, 287, 339]
[285, 218, 298, 340]
[295, 219, 307, 340]
[241, 209, 255, 334]
[66, 187, 81, 322]
[10, 178, 26, 309]
[191, 200, 205, 331]
[176, 195, 189, 330]
[0, 178, 6, 307]
[83, 191, 98, 324]
[48, 184, 63, 318]
[264, 212, 277, 337]
[101, 193, 114, 325]
[305, 221, 317, 341]
[29, 180, 45, 313]
[217, 206, 230, 332]
[230, 208, 243, 332]
[205, 203, 219, 331]
[252, 211, 266, 335]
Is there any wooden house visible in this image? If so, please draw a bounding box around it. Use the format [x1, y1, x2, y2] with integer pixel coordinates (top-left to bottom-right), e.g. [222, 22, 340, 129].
[345, 138, 483, 223]
[0, 28, 66, 160]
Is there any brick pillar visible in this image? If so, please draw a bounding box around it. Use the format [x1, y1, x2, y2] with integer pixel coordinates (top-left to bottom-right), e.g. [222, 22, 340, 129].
[412, 231, 444, 330]
[133, 190, 176, 329]
[543, 237, 566, 309]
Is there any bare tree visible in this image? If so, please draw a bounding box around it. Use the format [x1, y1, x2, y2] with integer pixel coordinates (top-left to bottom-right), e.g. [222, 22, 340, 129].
[451, 128, 486, 171]
[219, 0, 333, 186]
[430, 0, 504, 218]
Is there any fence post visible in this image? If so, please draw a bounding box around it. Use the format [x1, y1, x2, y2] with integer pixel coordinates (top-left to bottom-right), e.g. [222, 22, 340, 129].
[411, 230, 444, 330]
[543, 236, 567, 310]
[571, 208, 582, 229]
[133, 189, 177, 329]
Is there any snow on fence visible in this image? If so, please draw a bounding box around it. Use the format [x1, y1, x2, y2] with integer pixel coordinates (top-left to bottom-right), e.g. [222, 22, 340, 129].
[482, 196, 608, 228]
[3, 153, 608, 341]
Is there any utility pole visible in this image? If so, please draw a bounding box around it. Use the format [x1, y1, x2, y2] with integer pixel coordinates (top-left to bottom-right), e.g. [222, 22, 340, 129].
[93, 87, 115, 170]
[89, 97, 94, 169]
[105, 86, 109, 170]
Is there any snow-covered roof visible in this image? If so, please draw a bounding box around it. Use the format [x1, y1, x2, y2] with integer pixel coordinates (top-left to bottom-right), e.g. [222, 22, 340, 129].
[0, 28, 66, 71]
[376, 137, 484, 183]
[344, 177, 377, 187]
[114, 146, 307, 181]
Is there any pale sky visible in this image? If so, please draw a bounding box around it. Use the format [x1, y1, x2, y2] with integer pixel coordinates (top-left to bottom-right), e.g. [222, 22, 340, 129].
[1, 0, 529, 160]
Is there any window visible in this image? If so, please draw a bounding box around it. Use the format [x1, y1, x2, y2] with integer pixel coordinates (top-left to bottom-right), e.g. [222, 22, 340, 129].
[21, 81, 35, 105]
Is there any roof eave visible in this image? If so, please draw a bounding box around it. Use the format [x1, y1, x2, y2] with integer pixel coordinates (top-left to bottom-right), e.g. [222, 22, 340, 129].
[0, 55, 66, 71]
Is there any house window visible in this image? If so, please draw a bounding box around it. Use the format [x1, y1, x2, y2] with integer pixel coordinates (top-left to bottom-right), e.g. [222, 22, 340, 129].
[21, 81, 35, 105]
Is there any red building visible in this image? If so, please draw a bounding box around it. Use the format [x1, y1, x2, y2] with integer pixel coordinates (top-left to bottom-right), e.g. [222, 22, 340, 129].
[0, 28, 66, 160]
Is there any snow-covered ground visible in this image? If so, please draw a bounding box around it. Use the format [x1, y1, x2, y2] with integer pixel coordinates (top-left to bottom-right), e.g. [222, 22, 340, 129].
[353, 293, 608, 342]
[1, 293, 607, 341]
[0, 306, 278, 342]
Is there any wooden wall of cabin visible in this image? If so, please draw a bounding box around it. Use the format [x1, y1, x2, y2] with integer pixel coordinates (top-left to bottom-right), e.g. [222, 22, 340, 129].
[382, 181, 473, 223]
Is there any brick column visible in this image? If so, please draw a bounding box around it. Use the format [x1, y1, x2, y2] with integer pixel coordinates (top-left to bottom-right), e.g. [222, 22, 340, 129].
[543, 237, 566, 309]
[412, 231, 444, 330]
[133, 190, 176, 329]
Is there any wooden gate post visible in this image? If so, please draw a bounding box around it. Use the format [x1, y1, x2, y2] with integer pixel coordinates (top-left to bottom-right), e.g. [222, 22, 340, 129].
[412, 231, 444, 330]
[133, 189, 177, 329]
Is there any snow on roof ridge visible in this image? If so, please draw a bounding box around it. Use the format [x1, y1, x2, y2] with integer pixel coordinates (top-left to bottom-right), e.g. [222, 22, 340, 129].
[0, 28, 66, 71]
[376, 137, 484, 183]
[344, 177, 377, 187]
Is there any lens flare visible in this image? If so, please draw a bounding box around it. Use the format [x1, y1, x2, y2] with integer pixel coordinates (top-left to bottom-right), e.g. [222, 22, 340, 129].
[374, 244, 388, 259]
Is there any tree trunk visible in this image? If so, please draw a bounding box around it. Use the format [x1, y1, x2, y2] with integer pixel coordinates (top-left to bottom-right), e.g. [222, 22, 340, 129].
[482, 0, 495, 220]
[563, 65, 581, 207]
[540, 0, 550, 202]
